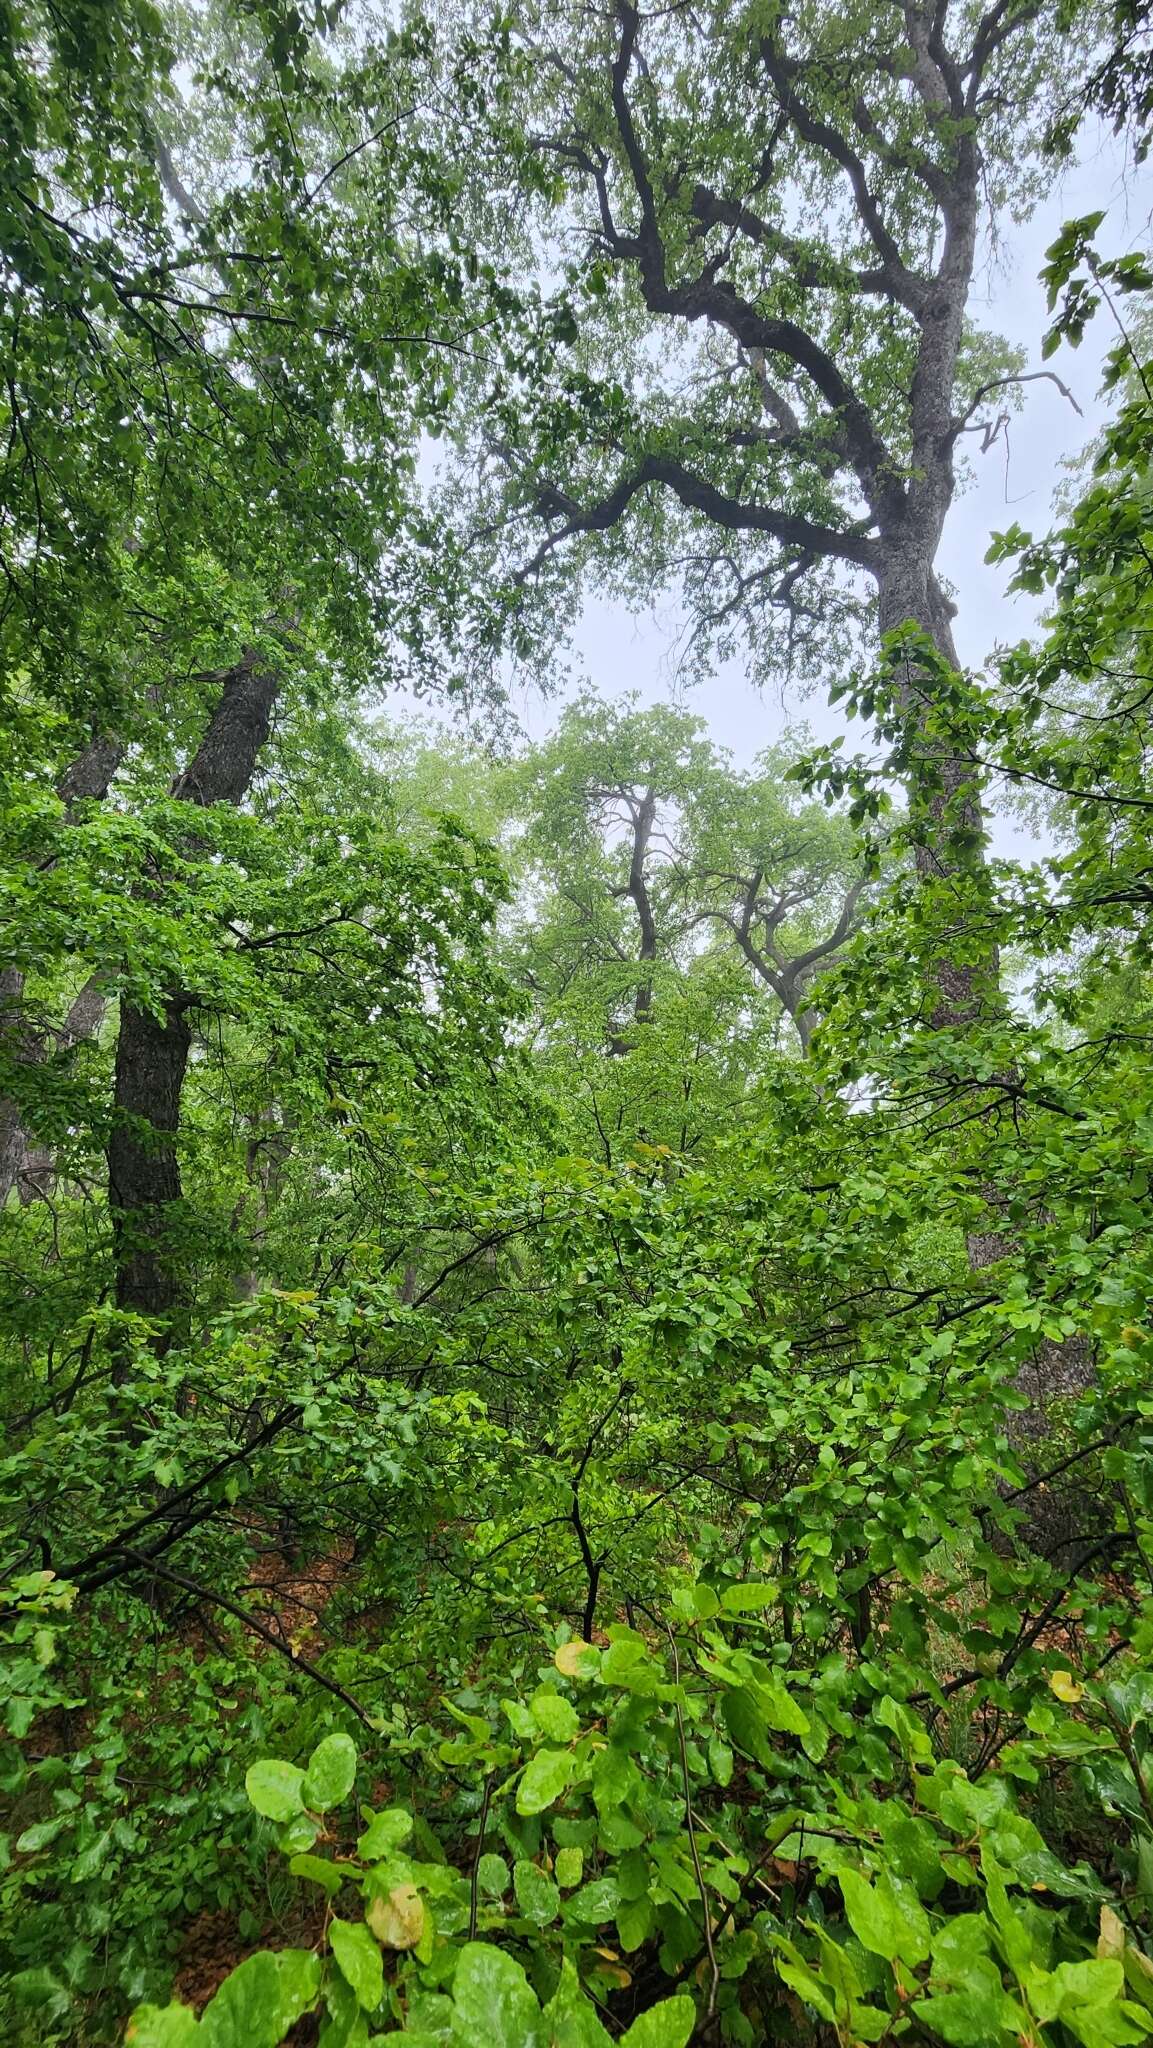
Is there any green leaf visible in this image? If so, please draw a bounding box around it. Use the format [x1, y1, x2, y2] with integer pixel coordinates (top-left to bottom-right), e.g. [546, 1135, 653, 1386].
[555, 1845, 583, 1888]
[200, 1950, 321, 2048]
[600, 1635, 655, 1687]
[516, 1747, 572, 1816]
[592, 1744, 640, 1812]
[477, 1852, 510, 1896]
[720, 1581, 777, 1613]
[289, 1854, 344, 1896]
[541, 1957, 612, 2047]
[567, 1876, 620, 1923]
[330, 1919, 383, 2012]
[449, 1942, 545, 2047]
[126, 2006, 201, 2046]
[530, 1690, 580, 1741]
[70, 1829, 111, 1881]
[839, 1868, 930, 1968]
[912, 1988, 1027, 2046]
[318, 1971, 369, 2048]
[708, 1738, 733, 1787]
[245, 1761, 306, 1823]
[278, 1813, 320, 1855]
[618, 1996, 697, 2045]
[303, 1734, 357, 1812]
[617, 1894, 655, 1951]
[514, 1859, 561, 1924]
[358, 1808, 414, 1859]
[721, 1687, 773, 1767]
[758, 1672, 809, 1738]
[930, 1913, 994, 1984]
[15, 1817, 67, 1853]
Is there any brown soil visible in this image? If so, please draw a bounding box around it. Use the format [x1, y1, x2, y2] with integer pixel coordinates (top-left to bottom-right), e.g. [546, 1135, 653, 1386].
[171, 1895, 328, 2014]
[242, 1533, 356, 1657]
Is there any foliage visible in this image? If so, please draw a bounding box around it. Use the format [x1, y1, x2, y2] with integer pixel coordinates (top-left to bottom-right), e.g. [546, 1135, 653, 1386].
[3, 0, 1153, 2045]
[121, 1646, 1153, 2048]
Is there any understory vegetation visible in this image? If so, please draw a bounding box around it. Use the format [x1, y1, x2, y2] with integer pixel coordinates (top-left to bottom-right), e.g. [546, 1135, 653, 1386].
[3, 0, 1153, 2042]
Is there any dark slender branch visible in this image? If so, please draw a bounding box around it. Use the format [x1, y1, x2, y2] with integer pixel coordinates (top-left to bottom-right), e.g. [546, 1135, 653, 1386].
[788, 876, 867, 978]
[516, 450, 877, 584]
[757, 33, 929, 298]
[118, 1550, 376, 1727]
[303, 110, 414, 210]
[61, 1405, 294, 1582]
[689, 184, 920, 310]
[602, 2, 903, 520]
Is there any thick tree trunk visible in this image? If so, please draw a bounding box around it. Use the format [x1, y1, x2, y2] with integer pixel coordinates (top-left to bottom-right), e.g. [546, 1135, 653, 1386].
[876, 546, 999, 1031]
[0, 967, 29, 1208]
[108, 1000, 193, 1317]
[108, 653, 282, 1325]
[628, 789, 658, 1024]
[877, 549, 1094, 1517]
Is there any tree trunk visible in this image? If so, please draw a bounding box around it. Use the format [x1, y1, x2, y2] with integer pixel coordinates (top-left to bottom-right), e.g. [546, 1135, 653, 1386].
[108, 999, 193, 1318]
[107, 652, 282, 1326]
[876, 546, 998, 1032]
[877, 548, 1094, 1519]
[0, 967, 29, 1208]
[628, 789, 658, 1023]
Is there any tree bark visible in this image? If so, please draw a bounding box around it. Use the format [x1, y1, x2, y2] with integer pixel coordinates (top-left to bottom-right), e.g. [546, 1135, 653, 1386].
[108, 999, 193, 1317]
[628, 788, 658, 1023]
[0, 967, 29, 1209]
[876, 547, 999, 1031]
[107, 652, 282, 1326]
[876, 549, 1093, 1498]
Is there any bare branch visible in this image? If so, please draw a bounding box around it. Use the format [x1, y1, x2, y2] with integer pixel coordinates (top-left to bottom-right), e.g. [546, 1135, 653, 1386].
[955, 367, 1083, 432]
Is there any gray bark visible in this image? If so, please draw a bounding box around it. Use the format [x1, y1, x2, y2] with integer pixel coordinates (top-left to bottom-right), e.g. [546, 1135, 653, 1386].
[726, 873, 865, 1055]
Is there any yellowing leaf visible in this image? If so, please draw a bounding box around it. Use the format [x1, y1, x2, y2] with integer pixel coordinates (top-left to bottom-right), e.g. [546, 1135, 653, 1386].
[367, 1883, 425, 1950]
[554, 1639, 597, 1678]
[1099, 1905, 1127, 1959]
[1049, 1670, 1085, 1704]
[598, 1963, 632, 1988]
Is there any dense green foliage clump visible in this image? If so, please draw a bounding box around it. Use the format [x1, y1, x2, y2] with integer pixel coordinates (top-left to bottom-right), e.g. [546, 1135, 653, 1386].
[3, 0, 1153, 2043]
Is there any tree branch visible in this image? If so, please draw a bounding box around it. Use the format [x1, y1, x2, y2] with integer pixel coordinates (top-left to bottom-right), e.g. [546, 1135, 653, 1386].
[603, 3, 904, 520]
[515, 450, 877, 584]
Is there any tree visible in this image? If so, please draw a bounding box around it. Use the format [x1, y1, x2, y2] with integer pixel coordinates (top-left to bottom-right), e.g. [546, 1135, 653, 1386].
[460, 0, 1085, 1022]
[503, 695, 871, 1076]
[683, 741, 875, 1052]
[0, 0, 527, 1321]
